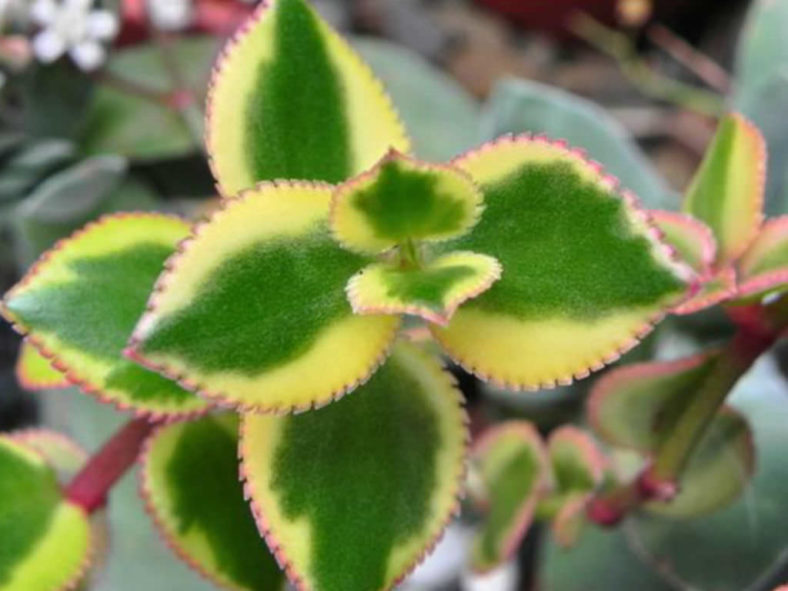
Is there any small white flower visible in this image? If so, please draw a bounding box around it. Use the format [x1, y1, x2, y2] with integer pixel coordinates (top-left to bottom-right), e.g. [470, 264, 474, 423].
[146, 0, 193, 31]
[30, 0, 118, 71]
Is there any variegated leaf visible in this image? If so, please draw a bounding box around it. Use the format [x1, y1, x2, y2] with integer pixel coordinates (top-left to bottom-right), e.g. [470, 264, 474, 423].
[683, 113, 766, 265]
[16, 341, 71, 391]
[431, 136, 689, 389]
[737, 216, 788, 298]
[207, 0, 410, 196]
[141, 414, 285, 591]
[0, 435, 92, 591]
[240, 342, 467, 590]
[1, 214, 208, 417]
[469, 422, 548, 573]
[330, 151, 482, 254]
[128, 182, 400, 413]
[650, 211, 716, 276]
[347, 251, 501, 326]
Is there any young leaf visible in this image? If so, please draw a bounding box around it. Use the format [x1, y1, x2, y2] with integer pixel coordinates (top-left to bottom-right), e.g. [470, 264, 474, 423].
[469, 422, 548, 573]
[682, 113, 766, 265]
[587, 352, 719, 452]
[347, 251, 501, 326]
[16, 341, 71, 391]
[547, 426, 606, 494]
[673, 267, 737, 315]
[128, 182, 400, 413]
[431, 135, 689, 390]
[141, 414, 285, 591]
[545, 427, 605, 549]
[1, 214, 209, 417]
[737, 216, 788, 298]
[207, 0, 410, 196]
[650, 211, 716, 276]
[0, 436, 92, 591]
[240, 342, 467, 591]
[330, 152, 483, 254]
[646, 409, 754, 518]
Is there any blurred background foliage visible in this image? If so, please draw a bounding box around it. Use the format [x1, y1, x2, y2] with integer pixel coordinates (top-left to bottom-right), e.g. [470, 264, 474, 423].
[2, 0, 788, 590]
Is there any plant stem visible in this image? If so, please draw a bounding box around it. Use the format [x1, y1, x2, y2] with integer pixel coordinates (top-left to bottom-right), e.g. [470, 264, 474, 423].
[589, 301, 785, 526]
[570, 13, 725, 118]
[64, 417, 156, 513]
[650, 327, 774, 480]
[91, 69, 173, 106]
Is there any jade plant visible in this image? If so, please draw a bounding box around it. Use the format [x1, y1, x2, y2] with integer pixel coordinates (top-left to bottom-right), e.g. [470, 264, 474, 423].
[463, 110, 788, 576]
[18, 0, 788, 589]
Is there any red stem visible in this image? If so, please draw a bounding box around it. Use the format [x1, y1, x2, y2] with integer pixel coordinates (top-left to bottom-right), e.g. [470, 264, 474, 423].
[64, 417, 157, 513]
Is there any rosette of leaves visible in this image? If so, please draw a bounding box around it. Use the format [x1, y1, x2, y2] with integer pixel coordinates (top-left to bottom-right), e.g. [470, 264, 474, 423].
[0, 0, 691, 589]
[647, 112, 788, 313]
[467, 422, 607, 573]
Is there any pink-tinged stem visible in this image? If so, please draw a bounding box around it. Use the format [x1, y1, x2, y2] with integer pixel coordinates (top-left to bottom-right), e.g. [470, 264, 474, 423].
[589, 301, 785, 527]
[64, 417, 156, 513]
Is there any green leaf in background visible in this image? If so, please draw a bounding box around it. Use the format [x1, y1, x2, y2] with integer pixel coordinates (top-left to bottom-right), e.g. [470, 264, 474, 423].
[734, 0, 788, 216]
[141, 414, 285, 591]
[734, 0, 788, 102]
[81, 37, 221, 161]
[21, 62, 95, 140]
[0, 139, 76, 204]
[480, 78, 674, 210]
[541, 526, 671, 591]
[353, 37, 481, 162]
[630, 355, 788, 590]
[11, 156, 158, 266]
[470, 422, 548, 573]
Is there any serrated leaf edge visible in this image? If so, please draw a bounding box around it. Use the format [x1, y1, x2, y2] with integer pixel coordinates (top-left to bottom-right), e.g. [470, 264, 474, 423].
[0, 212, 210, 421]
[238, 345, 470, 591]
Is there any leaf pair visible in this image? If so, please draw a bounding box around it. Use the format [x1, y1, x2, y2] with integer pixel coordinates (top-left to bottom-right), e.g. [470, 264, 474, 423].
[588, 353, 755, 517]
[652, 113, 788, 311]
[140, 342, 466, 591]
[468, 423, 606, 572]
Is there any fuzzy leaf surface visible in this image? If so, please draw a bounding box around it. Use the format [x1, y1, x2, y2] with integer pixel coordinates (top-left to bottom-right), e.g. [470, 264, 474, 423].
[240, 342, 466, 591]
[431, 136, 688, 389]
[207, 0, 409, 195]
[2, 214, 207, 416]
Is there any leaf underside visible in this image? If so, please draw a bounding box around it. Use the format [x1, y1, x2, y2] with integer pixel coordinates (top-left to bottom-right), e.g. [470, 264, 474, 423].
[16, 341, 71, 391]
